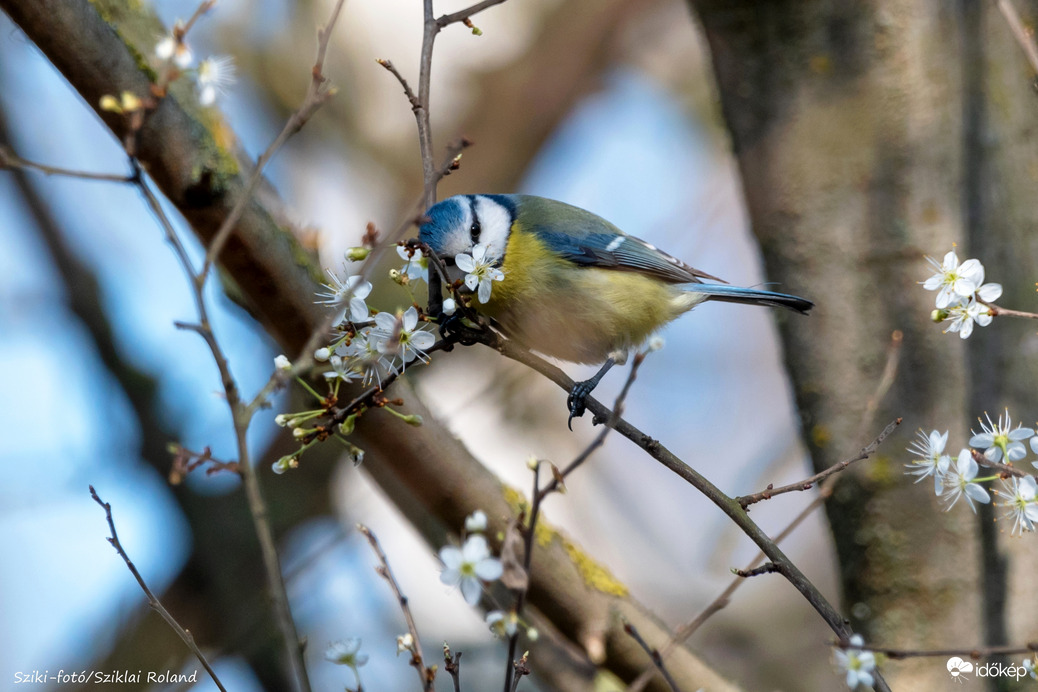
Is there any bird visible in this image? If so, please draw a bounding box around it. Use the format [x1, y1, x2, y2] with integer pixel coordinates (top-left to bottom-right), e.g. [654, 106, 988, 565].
[418, 194, 812, 427]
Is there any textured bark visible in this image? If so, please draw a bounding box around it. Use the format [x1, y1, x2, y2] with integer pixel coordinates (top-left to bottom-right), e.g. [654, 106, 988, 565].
[693, 0, 1038, 688]
[963, 3, 1038, 681]
[0, 1, 739, 689]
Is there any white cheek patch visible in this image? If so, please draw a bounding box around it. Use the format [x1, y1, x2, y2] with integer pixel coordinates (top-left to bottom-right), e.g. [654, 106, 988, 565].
[473, 196, 512, 263]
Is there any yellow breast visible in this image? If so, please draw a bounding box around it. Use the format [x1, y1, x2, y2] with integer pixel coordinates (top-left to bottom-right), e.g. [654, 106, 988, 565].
[476, 229, 702, 364]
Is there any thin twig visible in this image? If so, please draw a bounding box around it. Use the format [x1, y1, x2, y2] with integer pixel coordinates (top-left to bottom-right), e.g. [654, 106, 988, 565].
[89, 486, 227, 692]
[622, 621, 684, 692]
[408, 0, 509, 315]
[628, 472, 838, 692]
[436, 0, 511, 28]
[849, 640, 1038, 660]
[0, 146, 134, 182]
[359, 525, 434, 691]
[996, 0, 1038, 76]
[630, 329, 904, 692]
[200, 0, 345, 279]
[444, 643, 463, 692]
[970, 448, 1036, 479]
[502, 352, 647, 691]
[732, 562, 781, 578]
[736, 418, 902, 508]
[509, 652, 530, 692]
[138, 166, 310, 691]
[856, 330, 903, 440]
[986, 303, 1038, 320]
[179, 0, 216, 37]
[376, 59, 421, 109]
[163, 9, 348, 682]
[474, 334, 890, 692]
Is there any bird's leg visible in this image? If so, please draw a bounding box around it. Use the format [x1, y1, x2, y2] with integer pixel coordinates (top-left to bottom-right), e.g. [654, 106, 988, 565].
[567, 357, 616, 429]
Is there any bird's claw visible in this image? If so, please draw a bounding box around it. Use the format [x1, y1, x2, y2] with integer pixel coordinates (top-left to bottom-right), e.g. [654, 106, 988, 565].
[566, 381, 594, 430]
[438, 312, 484, 346]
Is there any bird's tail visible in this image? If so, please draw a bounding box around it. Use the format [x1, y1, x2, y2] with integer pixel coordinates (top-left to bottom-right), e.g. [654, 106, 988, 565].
[681, 283, 813, 314]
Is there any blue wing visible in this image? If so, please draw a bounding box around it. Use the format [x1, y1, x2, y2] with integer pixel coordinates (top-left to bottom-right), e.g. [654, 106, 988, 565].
[536, 229, 724, 284]
[510, 195, 724, 284]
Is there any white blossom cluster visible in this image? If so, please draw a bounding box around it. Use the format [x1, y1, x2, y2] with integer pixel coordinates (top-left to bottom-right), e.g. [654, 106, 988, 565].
[312, 252, 436, 387]
[154, 24, 237, 107]
[906, 410, 1038, 534]
[922, 250, 1002, 339]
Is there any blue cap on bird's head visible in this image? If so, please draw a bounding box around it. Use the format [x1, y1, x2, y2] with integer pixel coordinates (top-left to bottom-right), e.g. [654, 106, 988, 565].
[418, 194, 515, 263]
[418, 196, 469, 255]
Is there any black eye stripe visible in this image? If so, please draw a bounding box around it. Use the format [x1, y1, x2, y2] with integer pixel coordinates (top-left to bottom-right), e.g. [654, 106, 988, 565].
[468, 197, 481, 244]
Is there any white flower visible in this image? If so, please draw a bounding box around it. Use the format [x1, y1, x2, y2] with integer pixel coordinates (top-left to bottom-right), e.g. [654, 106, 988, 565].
[314, 347, 331, 362]
[940, 449, 991, 512]
[922, 251, 984, 309]
[442, 297, 457, 316]
[439, 534, 503, 605]
[316, 267, 372, 325]
[325, 638, 368, 669]
[337, 327, 391, 386]
[998, 475, 1038, 535]
[455, 244, 505, 304]
[967, 261, 1000, 305]
[465, 509, 488, 533]
[396, 245, 429, 284]
[905, 429, 951, 492]
[834, 635, 876, 690]
[976, 281, 1003, 303]
[155, 29, 193, 69]
[197, 55, 236, 106]
[1023, 657, 1037, 679]
[396, 633, 414, 656]
[274, 354, 292, 371]
[324, 355, 360, 384]
[945, 298, 992, 339]
[486, 610, 519, 639]
[374, 306, 435, 367]
[969, 410, 1033, 463]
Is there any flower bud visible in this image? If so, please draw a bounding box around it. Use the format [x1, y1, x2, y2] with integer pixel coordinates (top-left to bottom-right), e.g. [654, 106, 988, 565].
[346, 246, 370, 261]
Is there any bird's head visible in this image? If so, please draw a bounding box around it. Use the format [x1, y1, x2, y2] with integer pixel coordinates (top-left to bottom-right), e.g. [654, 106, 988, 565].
[418, 194, 514, 266]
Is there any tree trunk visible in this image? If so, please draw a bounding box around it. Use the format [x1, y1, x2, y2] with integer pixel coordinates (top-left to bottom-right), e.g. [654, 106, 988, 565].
[689, 1, 1038, 687]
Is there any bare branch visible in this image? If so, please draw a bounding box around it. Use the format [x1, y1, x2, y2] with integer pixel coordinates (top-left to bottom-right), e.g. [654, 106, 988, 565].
[359, 525, 435, 691]
[0, 145, 133, 182]
[502, 352, 647, 691]
[436, 0, 511, 29]
[971, 448, 1036, 479]
[89, 486, 227, 692]
[996, 0, 1038, 77]
[483, 334, 890, 688]
[622, 620, 685, 692]
[737, 418, 902, 508]
[200, 0, 346, 279]
[376, 59, 421, 109]
[849, 640, 1038, 660]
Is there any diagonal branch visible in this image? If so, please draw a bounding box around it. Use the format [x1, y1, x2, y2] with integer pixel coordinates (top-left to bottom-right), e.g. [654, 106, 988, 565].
[90, 487, 227, 692]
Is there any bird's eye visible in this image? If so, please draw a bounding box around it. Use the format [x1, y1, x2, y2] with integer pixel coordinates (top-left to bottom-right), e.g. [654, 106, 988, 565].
[470, 216, 482, 244]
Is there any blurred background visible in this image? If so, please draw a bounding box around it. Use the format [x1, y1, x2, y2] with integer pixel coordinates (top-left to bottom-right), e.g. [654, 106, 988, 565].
[0, 0, 845, 689]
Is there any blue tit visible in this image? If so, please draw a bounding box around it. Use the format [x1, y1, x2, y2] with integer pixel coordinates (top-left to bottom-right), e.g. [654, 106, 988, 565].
[419, 194, 812, 425]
